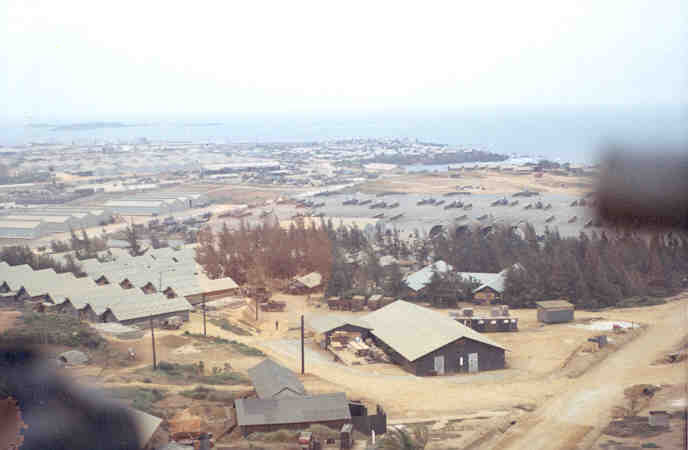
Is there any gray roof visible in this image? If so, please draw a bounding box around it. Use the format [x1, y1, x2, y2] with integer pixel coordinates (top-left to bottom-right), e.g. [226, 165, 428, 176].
[247, 359, 306, 399]
[129, 408, 163, 448]
[469, 272, 506, 294]
[235, 393, 350, 427]
[308, 315, 373, 334]
[0, 220, 44, 229]
[295, 272, 322, 289]
[362, 300, 506, 361]
[404, 260, 453, 292]
[536, 300, 574, 310]
[107, 296, 192, 321]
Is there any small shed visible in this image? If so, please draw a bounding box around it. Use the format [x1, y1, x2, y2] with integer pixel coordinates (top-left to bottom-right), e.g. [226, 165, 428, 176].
[287, 272, 323, 294]
[536, 300, 575, 323]
[648, 410, 670, 427]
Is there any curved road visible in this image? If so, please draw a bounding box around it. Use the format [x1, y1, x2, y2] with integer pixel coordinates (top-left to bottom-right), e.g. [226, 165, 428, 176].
[488, 298, 688, 450]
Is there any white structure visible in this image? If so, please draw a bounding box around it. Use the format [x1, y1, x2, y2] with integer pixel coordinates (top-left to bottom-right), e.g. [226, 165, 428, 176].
[0, 220, 46, 239]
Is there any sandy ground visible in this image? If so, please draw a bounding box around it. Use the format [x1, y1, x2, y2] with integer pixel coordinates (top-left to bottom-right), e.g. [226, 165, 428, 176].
[487, 295, 688, 450]
[165, 293, 687, 422]
[10, 291, 683, 449]
[0, 309, 21, 333]
[359, 171, 595, 196]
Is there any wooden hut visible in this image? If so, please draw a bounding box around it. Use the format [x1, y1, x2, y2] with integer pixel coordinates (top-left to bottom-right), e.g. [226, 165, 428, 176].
[536, 300, 574, 323]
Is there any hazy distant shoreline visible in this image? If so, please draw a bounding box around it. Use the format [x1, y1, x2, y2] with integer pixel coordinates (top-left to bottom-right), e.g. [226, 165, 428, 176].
[4, 107, 685, 164]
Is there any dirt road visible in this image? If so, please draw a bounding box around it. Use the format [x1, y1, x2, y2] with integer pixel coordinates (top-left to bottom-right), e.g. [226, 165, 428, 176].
[489, 298, 688, 450]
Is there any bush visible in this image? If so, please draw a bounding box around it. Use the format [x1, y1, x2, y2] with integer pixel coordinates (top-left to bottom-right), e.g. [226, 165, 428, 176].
[1, 311, 106, 349]
[182, 332, 264, 356]
[104, 387, 167, 415]
[616, 297, 667, 308]
[210, 318, 251, 336]
[202, 371, 249, 385]
[179, 386, 240, 402]
[247, 430, 298, 442]
[156, 361, 199, 377]
[228, 340, 265, 356]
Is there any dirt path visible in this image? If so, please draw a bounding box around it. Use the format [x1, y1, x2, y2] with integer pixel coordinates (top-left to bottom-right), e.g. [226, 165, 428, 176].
[488, 298, 688, 450]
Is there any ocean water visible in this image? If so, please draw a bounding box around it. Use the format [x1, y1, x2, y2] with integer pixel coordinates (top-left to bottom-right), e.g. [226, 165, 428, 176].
[1, 106, 685, 164]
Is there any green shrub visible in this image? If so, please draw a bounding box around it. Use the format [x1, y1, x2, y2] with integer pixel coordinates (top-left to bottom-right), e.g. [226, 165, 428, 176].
[641, 443, 660, 448]
[180, 386, 240, 402]
[210, 318, 251, 336]
[617, 297, 666, 308]
[202, 371, 249, 385]
[228, 340, 264, 356]
[104, 387, 166, 415]
[246, 430, 298, 442]
[1, 311, 106, 349]
[155, 361, 199, 377]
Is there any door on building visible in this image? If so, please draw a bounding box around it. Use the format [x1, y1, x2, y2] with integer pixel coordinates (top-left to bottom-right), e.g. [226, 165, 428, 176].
[433, 355, 445, 375]
[458, 355, 466, 373]
[468, 352, 479, 373]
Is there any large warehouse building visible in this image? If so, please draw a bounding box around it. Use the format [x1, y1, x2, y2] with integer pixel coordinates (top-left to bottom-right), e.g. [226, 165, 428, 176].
[0, 207, 115, 239]
[311, 300, 507, 376]
[0, 220, 46, 239]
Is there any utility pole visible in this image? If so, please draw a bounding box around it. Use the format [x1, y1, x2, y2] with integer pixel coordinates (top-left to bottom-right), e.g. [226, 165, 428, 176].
[202, 293, 207, 337]
[150, 316, 157, 370]
[301, 315, 305, 375]
[255, 297, 259, 322]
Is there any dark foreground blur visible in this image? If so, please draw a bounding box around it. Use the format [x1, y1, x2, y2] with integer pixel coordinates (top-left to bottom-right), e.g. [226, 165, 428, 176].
[0, 345, 141, 450]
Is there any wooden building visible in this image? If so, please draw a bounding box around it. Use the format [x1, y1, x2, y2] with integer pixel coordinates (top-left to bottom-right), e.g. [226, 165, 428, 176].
[472, 285, 501, 304]
[357, 300, 506, 375]
[234, 393, 351, 437]
[451, 307, 518, 332]
[287, 272, 323, 294]
[536, 300, 575, 323]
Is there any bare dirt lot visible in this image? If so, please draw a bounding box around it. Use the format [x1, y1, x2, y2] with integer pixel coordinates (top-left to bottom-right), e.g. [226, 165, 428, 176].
[6, 290, 684, 449]
[358, 171, 595, 196]
[0, 309, 21, 334]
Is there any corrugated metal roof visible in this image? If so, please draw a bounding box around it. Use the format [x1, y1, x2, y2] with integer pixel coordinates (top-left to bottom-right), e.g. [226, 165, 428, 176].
[404, 260, 453, 292]
[235, 393, 350, 427]
[469, 272, 506, 294]
[107, 296, 192, 321]
[247, 359, 306, 399]
[308, 315, 373, 334]
[295, 272, 322, 289]
[0, 220, 44, 228]
[3, 215, 72, 223]
[362, 300, 506, 361]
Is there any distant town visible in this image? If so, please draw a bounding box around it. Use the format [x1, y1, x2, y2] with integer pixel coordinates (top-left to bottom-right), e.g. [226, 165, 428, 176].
[0, 137, 685, 450]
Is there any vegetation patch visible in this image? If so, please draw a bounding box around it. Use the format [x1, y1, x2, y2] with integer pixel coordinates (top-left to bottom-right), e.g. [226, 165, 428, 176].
[616, 297, 667, 308]
[246, 425, 366, 443]
[179, 386, 241, 402]
[1, 310, 106, 349]
[104, 387, 167, 415]
[137, 360, 249, 386]
[228, 340, 265, 356]
[210, 318, 252, 336]
[182, 331, 264, 356]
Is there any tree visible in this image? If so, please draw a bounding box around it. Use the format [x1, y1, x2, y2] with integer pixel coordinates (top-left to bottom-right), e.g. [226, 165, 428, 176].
[125, 222, 145, 256]
[50, 240, 71, 253]
[383, 263, 405, 298]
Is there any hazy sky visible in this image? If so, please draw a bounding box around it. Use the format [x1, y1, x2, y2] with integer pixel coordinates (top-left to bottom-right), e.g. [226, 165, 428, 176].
[3, 0, 686, 120]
